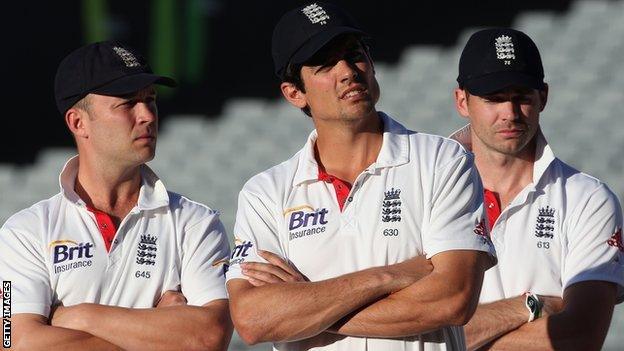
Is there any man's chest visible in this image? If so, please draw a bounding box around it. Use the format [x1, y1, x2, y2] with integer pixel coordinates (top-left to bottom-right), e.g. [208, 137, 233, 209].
[487, 193, 568, 297]
[45, 211, 180, 307]
[278, 172, 428, 280]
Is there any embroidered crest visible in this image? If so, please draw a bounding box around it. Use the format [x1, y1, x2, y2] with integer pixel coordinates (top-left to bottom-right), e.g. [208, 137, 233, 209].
[112, 46, 140, 68]
[607, 227, 623, 252]
[535, 206, 555, 239]
[301, 3, 330, 25]
[136, 234, 157, 265]
[473, 218, 491, 246]
[495, 35, 515, 65]
[474, 218, 488, 237]
[381, 188, 402, 222]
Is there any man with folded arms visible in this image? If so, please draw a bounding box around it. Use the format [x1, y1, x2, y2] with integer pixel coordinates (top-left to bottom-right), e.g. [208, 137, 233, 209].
[451, 28, 623, 350]
[0, 41, 232, 350]
[226, 3, 496, 350]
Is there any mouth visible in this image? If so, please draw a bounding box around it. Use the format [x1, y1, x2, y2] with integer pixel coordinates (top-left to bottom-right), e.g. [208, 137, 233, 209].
[135, 135, 156, 142]
[340, 85, 368, 100]
[497, 129, 524, 138]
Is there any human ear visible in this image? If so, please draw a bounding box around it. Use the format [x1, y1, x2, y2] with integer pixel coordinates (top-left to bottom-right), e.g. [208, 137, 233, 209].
[454, 88, 470, 119]
[539, 84, 549, 112]
[65, 108, 89, 139]
[280, 81, 308, 109]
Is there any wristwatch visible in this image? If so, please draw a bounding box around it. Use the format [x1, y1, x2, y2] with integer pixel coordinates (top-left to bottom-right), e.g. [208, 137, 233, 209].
[524, 292, 542, 322]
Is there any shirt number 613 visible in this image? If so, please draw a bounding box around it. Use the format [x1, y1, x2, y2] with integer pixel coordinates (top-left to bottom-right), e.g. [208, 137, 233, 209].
[536, 241, 550, 249]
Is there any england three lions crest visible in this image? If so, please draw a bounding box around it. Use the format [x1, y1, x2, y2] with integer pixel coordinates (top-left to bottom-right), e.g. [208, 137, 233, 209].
[382, 188, 402, 222]
[535, 206, 555, 239]
[136, 234, 157, 265]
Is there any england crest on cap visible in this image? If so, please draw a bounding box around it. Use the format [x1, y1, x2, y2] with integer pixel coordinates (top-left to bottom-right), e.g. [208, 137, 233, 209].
[301, 3, 330, 25]
[495, 35, 515, 65]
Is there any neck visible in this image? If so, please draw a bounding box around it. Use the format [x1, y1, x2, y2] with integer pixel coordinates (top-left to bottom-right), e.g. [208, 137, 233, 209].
[313, 112, 383, 183]
[74, 153, 142, 220]
[473, 138, 537, 208]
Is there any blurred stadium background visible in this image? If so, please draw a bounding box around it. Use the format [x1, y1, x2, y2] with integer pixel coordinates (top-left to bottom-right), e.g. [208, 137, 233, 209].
[2, 0, 623, 350]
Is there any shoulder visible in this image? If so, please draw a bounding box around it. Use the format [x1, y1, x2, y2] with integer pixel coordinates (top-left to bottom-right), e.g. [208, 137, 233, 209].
[548, 159, 621, 213]
[241, 150, 302, 201]
[408, 131, 473, 169]
[2, 193, 64, 235]
[166, 191, 222, 230]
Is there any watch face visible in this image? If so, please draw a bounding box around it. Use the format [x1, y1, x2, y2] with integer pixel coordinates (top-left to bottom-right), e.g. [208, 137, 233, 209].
[527, 297, 537, 310]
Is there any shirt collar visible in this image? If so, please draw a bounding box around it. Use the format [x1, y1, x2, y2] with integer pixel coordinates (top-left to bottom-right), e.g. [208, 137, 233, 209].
[449, 124, 556, 185]
[292, 112, 410, 186]
[59, 155, 170, 211]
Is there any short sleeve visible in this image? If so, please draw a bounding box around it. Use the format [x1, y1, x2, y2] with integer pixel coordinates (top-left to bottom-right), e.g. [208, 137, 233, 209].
[424, 153, 496, 260]
[226, 188, 285, 283]
[563, 184, 624, 301]
[0, 225, 52, 317]
[180, 213, 231, 306]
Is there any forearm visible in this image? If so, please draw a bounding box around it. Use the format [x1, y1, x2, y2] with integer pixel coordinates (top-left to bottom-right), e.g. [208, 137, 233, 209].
[230, 265, 409, 344]
[71, 302, 231, 351]
[464, 296, 527, 351]
[330, 251, 488, 338]
[330, 272, 466, 337]
[15, 324, 120, 351]
[486, 312, 602, 351]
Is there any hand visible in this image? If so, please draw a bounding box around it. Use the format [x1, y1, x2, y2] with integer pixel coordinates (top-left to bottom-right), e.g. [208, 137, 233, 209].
[386, 255, 434, 291]
[156, 290, 187, 308]
[538, 295, 564, 316]
[241, 250, 307, 286]
[50, 304, 89, 331]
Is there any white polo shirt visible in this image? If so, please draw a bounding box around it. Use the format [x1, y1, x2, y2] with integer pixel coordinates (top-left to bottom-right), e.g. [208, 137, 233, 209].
[0, 156, 230, 317]
[227, 113, 494, 351]
[450, 125, 624, 303]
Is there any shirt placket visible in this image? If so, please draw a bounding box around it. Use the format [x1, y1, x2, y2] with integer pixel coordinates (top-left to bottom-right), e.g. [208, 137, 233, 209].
[340, 171, 371, 236]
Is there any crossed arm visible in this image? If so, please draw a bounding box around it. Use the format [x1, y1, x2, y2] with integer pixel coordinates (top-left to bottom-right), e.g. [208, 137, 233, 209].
[228, 249, 492, 344]
[11, 292, 232, 351]
[464, 280, 617, 351]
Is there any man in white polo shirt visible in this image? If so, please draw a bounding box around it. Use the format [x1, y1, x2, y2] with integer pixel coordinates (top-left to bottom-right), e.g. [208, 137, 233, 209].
[226, 3, 495, 350]
[0, 41, 232, 350]
[451, 28, 624, 350]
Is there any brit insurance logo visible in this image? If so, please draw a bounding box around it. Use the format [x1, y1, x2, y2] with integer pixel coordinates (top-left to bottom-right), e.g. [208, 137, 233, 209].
[49, 240, 95, 274]
[285, 205, 329, 241]
[381, 188, 402, 222]
[230, 238, 254, 266]
[136, 234, 157, 265]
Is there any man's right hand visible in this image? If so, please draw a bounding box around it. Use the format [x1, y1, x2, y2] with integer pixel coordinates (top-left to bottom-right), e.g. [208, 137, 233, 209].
[385, 255, 434, 291]
[241, 250, 307, 286]
[156, 290, 187, 308]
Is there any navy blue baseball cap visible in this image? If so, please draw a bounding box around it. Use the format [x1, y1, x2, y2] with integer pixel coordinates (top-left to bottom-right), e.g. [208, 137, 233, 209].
[54, 40, 177, 115]
[457, 28, 545, 95]
[272, 2, 368, 79]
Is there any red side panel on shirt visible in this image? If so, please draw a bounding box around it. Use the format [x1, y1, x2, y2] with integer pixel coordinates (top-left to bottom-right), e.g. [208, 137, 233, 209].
[318, 167, 352, 211]
[484, 189, 501, 230]
[87, 207, 117, 252]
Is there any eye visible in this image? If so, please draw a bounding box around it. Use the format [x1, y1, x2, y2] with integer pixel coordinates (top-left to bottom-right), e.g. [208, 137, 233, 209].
[346, 51, 365, 63]
[314, 64, 333, 74]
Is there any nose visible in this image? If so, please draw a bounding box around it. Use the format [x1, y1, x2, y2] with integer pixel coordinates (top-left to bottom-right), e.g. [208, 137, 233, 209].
[136, 101, 158, 125]
[499, 101, 520, 121]
[335, 59, 358, 83]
